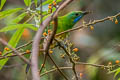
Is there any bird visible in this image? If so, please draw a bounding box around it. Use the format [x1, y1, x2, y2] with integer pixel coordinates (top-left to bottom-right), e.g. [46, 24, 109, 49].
[56, 11, 89, 33]
[44, 11, 89, 39]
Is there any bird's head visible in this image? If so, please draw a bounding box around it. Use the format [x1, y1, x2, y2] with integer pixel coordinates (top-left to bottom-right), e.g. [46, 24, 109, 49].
[67, 11, 89, 23]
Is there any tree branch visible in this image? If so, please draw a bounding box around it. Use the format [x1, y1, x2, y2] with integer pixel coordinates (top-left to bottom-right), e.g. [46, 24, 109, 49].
[75, 62, 109, 68]
[54, 39, 78, 80]
[3, 40, 32, 56]
[0, 38, 30, 64]
[40, 67, 72, 77]
[31, 0, 74, 80]
[56, 12, 120, 36]
[0, 49, 45, 60]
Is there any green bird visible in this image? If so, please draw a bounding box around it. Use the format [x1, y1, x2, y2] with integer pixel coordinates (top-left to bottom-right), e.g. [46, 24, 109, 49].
[56, 11, 89, 33]
[45, 11, 89, 34]
[45, 11, 89, 39]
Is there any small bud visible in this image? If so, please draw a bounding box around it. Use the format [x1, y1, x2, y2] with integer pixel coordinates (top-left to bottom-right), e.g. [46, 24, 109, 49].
[115, 19, 118, 24]
[60, 54, 65, 58]
[49, 50, 53, 54]
[53, 1, 56, 3]
[48, 29, 52, 34]
[0, 51, 2, 55]
[90, 25, 94, 30]
[41, 64, 45, 67]
[5, 48, 10, 51]
[26, 50, 31, 54]
[108, 62, 112, 65]
[43, 32, 47, 36]
[73, 48, 79, 52]
[80, 73, 83, 78]
[48, 6, 52, 9]
[115, 60, 120, 64]
[53, 2, 56, 6]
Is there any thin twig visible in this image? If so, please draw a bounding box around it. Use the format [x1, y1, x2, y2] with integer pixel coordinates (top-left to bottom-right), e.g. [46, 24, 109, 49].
[0, 38, 30, 64]
[3, 40, 32, 56]
[40, 67, 72, 77]
[48, 54, 69, 80]
[0, 49, 45, 60]
[39, 54, 47, 73]
[24, 14, 34, 23]
[40, 62, 112, 77]
[1, 63, 25, 68]
[0, 52, 29, 59]
[54, 39, 78, 80]
[75, 62, 109, 68]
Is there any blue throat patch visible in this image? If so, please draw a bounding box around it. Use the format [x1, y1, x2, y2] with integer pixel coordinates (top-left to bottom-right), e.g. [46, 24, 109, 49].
[73, 15, 82, 23]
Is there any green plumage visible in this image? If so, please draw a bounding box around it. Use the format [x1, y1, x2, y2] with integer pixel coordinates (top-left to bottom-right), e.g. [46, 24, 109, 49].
[45, 11, 88, 34]
[49, 11, 89, 47]
[56, 11, 89, 33]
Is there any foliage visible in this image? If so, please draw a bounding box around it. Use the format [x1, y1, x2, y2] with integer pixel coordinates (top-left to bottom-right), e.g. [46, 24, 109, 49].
[0, 0, 6, 10]
[0, 0, 62, 76]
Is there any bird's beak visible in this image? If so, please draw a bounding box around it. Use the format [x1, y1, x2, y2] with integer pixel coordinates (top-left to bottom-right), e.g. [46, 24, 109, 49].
[83, 11, 90, 15]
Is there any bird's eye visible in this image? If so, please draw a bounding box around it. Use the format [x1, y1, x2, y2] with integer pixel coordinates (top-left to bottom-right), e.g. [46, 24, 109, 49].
[75, 13, 79, 16]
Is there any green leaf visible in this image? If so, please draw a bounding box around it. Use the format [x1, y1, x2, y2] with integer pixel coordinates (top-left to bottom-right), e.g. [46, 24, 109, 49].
[108, 68, 120, 79]
[56, 0, 62, 3]
[42, 0, 53, 5]
[34, 0, 37, 7]
[0, 28, 24, 70]
[118, 78, 120, 80]
[108, 68, 120, 74]
[24, 0, 31, 6]
[0, 0, 6, 10]
[114, 70, 120, 78]
[0, 8, 22, 20]
[0, 24, 37, 32]
[12, 12, 27, 24]
[0, 23, 37, 70]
